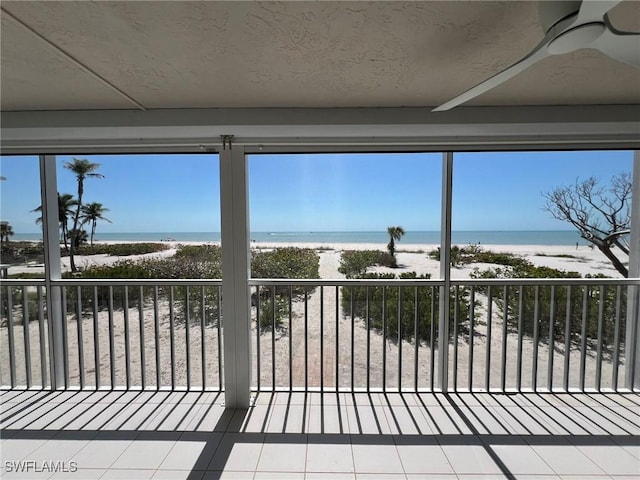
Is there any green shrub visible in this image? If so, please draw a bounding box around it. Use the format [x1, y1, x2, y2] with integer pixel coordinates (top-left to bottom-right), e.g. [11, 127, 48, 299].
[428, 244, 529, 269]
[251, 247, 320, 329]
[256, 292, 290, 332]
[341, 271, 475, 344]
[338, 250, 385, 277]
[1, 241, 44, 264]
[0, 287, 43, 326]
[67, 242, 169, 257]
[470, 264, 625, 355]
[252, 247, 319, 280]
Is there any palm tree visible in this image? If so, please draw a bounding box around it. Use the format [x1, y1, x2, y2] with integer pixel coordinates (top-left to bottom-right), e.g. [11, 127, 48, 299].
[386, 226, 405, 266]
[33, 193, 77, 251]
[81, 202, 111, 245]
[0, 222, 14, 243]
[65, 158, 104, 272]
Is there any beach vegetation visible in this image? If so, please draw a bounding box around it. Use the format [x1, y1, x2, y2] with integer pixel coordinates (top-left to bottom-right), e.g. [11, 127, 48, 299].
[64, 158, 105, 273]
[61, 245, 318, 331]
[338, 249, 398, 277]
[338, 250, 387, 277]
[471, 263, 625, 355]
[339, 250, 476, 344]
[534, 252, 588, 261]
[386, 226, 405, 267]
[543, 173, 631, 277]
[340, 271, 475, 344]
[33, 193, 77, 252]
[0, 222, 15, 243]
[0, 288, 42, 327]
[251, 247, 320, 330]
[429, 244, 530, 269]
[66, 242, 169, 257]
[80, 202, 111, 245]
[69, 228, 89, 248]
[0, 241, 44, 265]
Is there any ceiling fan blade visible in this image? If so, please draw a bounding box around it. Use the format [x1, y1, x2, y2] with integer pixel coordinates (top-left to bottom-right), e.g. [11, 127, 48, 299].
[593, 27, 640, 66]
[433, 35, 551, 112]
[576, 0, 622, 24]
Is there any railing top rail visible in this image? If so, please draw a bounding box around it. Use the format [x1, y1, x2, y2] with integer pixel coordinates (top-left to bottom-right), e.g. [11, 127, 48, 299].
[249, 277, 639, 287]
[0, 279, 47, 286]
[249, 278, 444, 287]
[452, 277, 639, 287]
[1, 278, 222, 287]
[2, 277, 637, 288]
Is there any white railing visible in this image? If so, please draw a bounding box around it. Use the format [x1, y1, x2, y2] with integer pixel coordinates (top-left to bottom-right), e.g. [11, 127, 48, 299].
[1, 279, 223, 391]
[1, 277, 637, 393]
[250, 278, 638, 393]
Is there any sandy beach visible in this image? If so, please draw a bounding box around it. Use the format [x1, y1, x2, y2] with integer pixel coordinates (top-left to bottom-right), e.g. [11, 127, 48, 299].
[1, 240, 629, 391]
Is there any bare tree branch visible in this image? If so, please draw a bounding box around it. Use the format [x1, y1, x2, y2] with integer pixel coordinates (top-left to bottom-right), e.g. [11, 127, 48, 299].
[543, 173, 632, 277]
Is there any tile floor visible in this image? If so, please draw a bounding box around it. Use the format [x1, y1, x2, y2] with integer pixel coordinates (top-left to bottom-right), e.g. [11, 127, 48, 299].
[1, 390, 638, 479]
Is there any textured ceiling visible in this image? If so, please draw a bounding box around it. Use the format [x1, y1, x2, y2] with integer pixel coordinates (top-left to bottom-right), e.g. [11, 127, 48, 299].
[1, 1, 639, 111]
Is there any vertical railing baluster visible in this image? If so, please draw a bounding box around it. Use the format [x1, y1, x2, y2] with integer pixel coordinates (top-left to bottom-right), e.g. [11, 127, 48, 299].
[563, 286, 572, 392]
[138, 286, 145, 390]
[612, 286, 622, 391]
[430, 286, 435, 391]
[516, 286, 524, 392]
[217, 286, 222, 390]
[350, 286, 355, 391]
[501, 286, 508, 392]
[256, 287, 261, 391]
[398, 286, 402, 391]
[37, 287, 47, 388]
[579, 286, 588, 391]
[468, 286, 475, 391]
[185, 286, 191, 390]
[75, 286, 84, 389]
[336, 285, 339, 391]
[289, 286, 293, 392]
[452, 286, 459, 391]
[7, 286, 16, 387]
[304, 290, 308, 391]
[485, 285, 492, 391]
[154, 287, 161, 389]
[366, 286, 370, 392]
[532, 286, 540, 392]
[108, 286, 115, 389]
[124, 286, 131, 389]
[414, 286, 419, 392]
[61, 288, 69, 388]
[382, 286, 387, 392]
[22, 286, 32, 388]
[547, 286, 556, 392]
[169, 286, 176, 389]
[271, 285, 276, 388]
[47, 286, 56, 390]
[320, 286, 324, 393]
[93, 286, 100, 389]
[596, 286, 605, 392]
[201, 285, 206, 390]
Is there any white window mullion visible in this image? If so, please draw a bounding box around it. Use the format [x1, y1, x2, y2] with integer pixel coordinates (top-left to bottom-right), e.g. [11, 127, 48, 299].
[625, 151, 640, 390]
[438, 152, 453, 391]
[220, 145, 252, 407]
[39, 155, 64, 389]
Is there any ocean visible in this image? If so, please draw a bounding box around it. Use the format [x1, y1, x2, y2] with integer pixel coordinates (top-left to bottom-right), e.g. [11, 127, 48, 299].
[11, 230, 583, 246]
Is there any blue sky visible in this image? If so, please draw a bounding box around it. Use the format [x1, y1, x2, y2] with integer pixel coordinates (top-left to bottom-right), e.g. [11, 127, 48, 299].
[0, 150, 633, 234]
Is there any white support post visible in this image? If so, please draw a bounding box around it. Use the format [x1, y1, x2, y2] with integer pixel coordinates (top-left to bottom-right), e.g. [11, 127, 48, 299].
[220, 144, 252, 407]
[39, 155, 64, 389]
[625, 151, 640, 390]
[438, 152, 453, 392]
